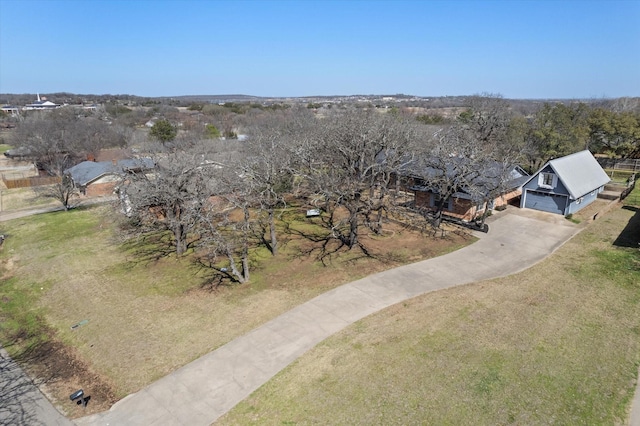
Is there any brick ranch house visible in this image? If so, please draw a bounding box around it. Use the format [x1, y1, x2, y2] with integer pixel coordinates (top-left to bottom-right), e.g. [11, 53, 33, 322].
[65, 158, 155, 197]
[394, 161, 529, 222]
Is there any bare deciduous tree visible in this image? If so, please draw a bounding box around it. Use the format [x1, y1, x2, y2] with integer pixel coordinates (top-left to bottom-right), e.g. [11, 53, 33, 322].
[237, 110, 314, 256]
[459, 93, 514, 149]
[410, 126, 489, 228]
[195, 173, 253, 284]
[120, 148, 216, 256]
[411, 94, 524, 229]
[35, 169, 78, 211]
[12, 108, 126, 175]
[294, 110, 418, 255]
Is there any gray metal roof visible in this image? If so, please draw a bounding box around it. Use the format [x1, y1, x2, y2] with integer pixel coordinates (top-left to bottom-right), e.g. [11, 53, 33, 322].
[539, 150, 610, 199]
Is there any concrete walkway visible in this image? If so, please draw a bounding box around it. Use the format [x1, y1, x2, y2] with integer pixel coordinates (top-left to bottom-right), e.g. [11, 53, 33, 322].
[0, 196, 117, 222]
[74, 209, 581, 425]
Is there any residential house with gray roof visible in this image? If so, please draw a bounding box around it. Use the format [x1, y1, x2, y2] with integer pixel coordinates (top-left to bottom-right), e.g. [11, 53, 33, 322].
[520, 150, 610, 215]
[65, 158, 154, 197]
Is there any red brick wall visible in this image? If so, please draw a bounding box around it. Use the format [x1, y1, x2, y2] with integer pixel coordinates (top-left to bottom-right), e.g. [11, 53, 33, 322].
[415, 191, 430, 207]
[85, 182, 116, 197]
[414, 191, 476, 221]
[414, 188, 522, 222]
[450, 198, 475, 221]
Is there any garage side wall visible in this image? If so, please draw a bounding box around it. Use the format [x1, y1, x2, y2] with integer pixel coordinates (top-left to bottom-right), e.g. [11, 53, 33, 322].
[565, 186, 603, 215]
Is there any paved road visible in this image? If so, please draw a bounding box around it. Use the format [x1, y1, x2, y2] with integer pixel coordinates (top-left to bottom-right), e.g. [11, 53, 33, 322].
[0, 347, 73, 426]
[74, 209, 583, 425]
[0, 196, 116, 222]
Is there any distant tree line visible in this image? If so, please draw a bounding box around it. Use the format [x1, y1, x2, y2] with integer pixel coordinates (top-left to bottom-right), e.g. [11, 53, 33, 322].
[414, 97, 640, 168]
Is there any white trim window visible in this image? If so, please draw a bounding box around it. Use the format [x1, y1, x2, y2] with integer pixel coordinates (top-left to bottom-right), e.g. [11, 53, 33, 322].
[539, 172, 557, 189]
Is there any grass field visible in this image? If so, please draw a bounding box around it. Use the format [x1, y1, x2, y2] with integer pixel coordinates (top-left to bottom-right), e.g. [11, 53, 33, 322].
[624, 183, 640, 207]
[0, 203, 471, 417]
[218, 199, 640, 424]
[0, 186, 59, 210]
[606, 168, 637, 184]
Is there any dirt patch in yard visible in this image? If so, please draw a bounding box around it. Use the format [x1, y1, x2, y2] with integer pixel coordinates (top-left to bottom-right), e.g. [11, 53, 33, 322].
[18, 339, 117, 418]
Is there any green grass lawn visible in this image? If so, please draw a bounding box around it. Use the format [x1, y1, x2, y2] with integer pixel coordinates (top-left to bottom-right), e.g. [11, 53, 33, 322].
[0, 187, 59, 211]
[606, 168, 637, 184]
[0, 203, 470, 416]
[218, 205, 640, 425]
[624, 181, 640, 208]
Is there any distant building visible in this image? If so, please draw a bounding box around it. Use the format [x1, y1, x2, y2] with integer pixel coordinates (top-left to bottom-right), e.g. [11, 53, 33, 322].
[23, 94, 61, 111]
[1, 105, 20, 116]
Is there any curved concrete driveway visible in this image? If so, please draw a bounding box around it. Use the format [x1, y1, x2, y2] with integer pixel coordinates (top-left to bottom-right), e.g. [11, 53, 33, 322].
[75, 209, 581, 426]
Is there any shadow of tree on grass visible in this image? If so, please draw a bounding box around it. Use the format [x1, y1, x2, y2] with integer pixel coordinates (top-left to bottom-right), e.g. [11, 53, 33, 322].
[613, 206, 640, 248]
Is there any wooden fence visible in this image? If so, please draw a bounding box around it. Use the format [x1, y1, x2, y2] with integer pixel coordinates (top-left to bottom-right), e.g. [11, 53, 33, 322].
[2, 176, 61, 189]
[620, 173, 637, 201]
[597, 158, 640, 172]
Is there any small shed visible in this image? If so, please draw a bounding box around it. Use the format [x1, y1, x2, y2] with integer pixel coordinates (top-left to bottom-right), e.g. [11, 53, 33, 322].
[520, 150, 610, 215]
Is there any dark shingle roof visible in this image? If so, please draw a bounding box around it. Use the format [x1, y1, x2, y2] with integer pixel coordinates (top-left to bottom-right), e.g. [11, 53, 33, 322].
[65, 158, 154, 186]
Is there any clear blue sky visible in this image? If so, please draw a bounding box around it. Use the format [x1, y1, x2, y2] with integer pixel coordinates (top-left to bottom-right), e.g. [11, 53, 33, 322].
[1, 0, 638, 99]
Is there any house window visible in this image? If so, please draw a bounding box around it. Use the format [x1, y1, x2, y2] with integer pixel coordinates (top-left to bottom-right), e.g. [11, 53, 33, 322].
[539, 172, 556, 189]
[576, 197, 583, 204]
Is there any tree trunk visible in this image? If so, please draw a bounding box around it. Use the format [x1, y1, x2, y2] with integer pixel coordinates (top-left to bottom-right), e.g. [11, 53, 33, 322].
[433, 211, 442, 229]
[373, 202, 385, 233]
[348, 211, 358, 248]
[433, 196, 449, 229]
[478, 200, 490, 230]
[172, 204, 187, 256]
[241, 205, 251, 282]
[241, 254, 250, 283]
[226, 249, 246, 284]
[269, 209, 278, 256]
[174, 223, 186, 256]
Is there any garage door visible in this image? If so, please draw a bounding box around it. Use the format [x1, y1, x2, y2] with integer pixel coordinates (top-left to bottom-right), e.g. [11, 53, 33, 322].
[524, 190, 567, 214]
